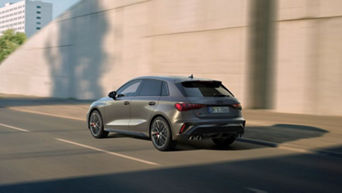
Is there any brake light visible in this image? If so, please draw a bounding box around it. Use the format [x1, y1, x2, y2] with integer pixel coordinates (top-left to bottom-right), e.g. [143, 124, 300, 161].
[231, 103, 242, 110]
[175, 103, 205, 111]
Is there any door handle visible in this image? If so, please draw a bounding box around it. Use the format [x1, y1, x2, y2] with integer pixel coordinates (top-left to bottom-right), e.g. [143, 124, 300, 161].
[124, 101, 130, 105]
[148, 101, 156, 106]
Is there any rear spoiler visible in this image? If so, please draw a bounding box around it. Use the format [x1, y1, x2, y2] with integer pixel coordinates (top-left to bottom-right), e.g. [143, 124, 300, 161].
[180, 80, 222, 87]
[175, 79, 222, 84]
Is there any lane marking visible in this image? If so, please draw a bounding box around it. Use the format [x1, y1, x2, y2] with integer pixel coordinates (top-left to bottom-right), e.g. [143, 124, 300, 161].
[246, 120, 273, 126]
[278, 145, 311, 154]
[56, 138, 160, 166]
[0, 123, 30, 132]
[9, 108, 84, 121]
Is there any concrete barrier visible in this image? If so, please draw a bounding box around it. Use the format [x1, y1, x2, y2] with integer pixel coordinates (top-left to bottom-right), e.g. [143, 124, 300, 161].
[0, 0, 341, 116]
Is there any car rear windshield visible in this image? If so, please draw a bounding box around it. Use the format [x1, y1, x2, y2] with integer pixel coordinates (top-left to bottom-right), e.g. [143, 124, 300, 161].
[178, 81, 234, 97]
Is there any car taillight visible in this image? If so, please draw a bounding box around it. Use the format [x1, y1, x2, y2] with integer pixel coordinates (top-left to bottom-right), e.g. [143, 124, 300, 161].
[231, 103, 242, 110]
[175, 103, 205, 111]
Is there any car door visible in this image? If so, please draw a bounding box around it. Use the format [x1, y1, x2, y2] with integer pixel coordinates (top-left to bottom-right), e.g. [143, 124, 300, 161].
[103, 80, 142, 131]
[129, 79, 162, 134]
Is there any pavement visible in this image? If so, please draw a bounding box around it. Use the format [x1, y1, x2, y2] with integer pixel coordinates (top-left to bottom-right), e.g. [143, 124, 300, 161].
[0, 94, 342, 193]
[2, 94, 342, 156]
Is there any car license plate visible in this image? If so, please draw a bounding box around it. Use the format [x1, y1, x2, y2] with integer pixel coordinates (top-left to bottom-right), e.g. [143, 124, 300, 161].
[208, 106, 230, 113]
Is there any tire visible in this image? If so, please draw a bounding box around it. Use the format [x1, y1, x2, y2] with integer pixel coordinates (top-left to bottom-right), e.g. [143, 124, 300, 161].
[150, 116, 174, 151]
[88, 110, 108, 138]
[212, 136, 236, 147]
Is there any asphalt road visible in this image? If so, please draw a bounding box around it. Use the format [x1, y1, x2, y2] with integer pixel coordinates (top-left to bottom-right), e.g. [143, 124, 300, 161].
[0, 108, 341, 193]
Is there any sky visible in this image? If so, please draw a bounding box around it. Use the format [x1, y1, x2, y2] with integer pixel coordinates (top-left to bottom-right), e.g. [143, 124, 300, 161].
[0, 0, 81, 18]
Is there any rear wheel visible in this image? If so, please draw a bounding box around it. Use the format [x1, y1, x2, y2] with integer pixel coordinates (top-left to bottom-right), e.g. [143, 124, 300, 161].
[88, 110, 108, 138]
[150, 117, 174, 151]
[212, 136, 236, 147]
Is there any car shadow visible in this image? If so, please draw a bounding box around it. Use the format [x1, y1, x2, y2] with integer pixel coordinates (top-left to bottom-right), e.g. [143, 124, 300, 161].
[174, 139, 260, 151]
[174, 123, 327, 151]
[106, 133, 150, 141]
[243, 124, 328, 144]
[102, 123, 328, 152]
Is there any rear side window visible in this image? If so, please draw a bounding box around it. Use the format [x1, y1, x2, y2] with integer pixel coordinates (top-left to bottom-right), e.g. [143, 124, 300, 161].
[178, 81, 234, 97]
[138, 79, 162, 96]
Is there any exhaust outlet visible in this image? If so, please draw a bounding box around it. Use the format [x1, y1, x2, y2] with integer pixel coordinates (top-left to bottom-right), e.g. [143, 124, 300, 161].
[189, 136, 202, 140]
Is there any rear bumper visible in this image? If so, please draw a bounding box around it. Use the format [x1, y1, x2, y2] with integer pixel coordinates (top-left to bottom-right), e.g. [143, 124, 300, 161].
[174, 118, 245, 140]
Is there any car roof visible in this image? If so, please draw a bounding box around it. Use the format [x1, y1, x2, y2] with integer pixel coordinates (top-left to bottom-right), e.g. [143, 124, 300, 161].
[133, 76, 219, 83]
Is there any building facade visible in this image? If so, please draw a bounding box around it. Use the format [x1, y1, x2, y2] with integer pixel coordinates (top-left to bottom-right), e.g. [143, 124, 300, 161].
[0, 0, 52, 37]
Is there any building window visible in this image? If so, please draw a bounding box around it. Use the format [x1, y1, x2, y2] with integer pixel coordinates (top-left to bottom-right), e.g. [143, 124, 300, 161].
[37, 5, 41, 8]
[36, 11, 41, 14]
[36, 16, 41, 19]
[36, 27, 41, 30]
[36, 22, 41, 25]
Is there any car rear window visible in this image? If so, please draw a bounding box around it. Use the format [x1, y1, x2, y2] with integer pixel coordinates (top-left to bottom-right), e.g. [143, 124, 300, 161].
[178, 81, 234, 97]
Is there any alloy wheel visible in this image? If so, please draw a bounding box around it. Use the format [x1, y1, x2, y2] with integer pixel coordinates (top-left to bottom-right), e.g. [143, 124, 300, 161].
[150, 117, 173, 151]
[89, 110, 108, 138]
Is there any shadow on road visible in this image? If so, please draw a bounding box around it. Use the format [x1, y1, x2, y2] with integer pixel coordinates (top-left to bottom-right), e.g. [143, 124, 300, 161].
[102, 123, 328, 152]
[244, 124, 328, 144]
[105, 133, 258, 151]
[175, 139, 263, 151]
[0, 146, 341, 193]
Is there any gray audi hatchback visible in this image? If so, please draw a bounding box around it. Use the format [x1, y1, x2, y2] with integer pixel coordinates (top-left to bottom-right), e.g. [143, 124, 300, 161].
[87, 76, 246, 151]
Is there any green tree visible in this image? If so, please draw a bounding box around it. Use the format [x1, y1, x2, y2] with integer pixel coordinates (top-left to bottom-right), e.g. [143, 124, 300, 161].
[0, 29, 27, 63]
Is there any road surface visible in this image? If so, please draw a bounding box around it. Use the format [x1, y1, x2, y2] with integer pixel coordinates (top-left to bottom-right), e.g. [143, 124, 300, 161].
[0, 108, 341, 193]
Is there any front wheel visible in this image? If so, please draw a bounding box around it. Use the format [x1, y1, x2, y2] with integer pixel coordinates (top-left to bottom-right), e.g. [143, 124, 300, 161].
[150, 117, 174, 151]
[88, 110, 108, 138]
[212, 136, 236, 147]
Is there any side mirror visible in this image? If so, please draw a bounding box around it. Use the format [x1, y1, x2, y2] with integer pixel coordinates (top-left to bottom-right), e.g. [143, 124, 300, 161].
[108, 91, 117, 100]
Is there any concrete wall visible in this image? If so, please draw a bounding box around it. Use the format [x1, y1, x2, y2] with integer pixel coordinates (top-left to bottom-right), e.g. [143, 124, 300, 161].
[275, 0, 342, 115]
[1, 0, 342, 116]
[0, 0, 249, 104]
